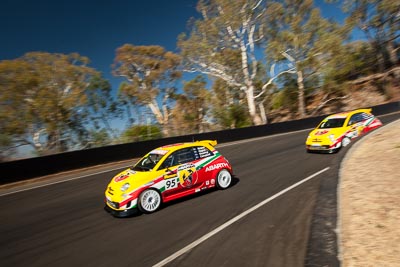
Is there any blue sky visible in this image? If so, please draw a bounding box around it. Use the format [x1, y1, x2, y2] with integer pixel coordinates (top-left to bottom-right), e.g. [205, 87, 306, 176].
[1, 0, 200, 90]
[1, 0, 348, 91]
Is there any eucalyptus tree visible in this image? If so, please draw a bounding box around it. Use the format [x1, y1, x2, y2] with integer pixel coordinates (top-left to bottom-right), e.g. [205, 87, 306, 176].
[171, 75, 211, 134]
[0, 52, 108, 159]
[265, 0, 348, 118]
[341, 0, 400, 71]
[84, 74, 122, 145]
[112, 44, 182, 136]
[178, 0, 295, 125]
[211, 78, 251, 129]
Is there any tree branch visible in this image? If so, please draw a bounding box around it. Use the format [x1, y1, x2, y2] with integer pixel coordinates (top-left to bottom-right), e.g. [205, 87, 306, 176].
[310, 95, 349, 116]
[254, 67, 296, 99]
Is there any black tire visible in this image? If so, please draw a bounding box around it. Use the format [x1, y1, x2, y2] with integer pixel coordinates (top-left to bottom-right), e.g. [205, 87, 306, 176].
[216, 169, 232, 189]
[341, 137, 351, 147]
[138, 189, 161, 213]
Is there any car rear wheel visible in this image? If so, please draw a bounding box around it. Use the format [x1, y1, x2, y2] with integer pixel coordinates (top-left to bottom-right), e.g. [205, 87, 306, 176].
[138, 189, 161, 213]
[341, 137, 351, 147]
[216, 169, 232, 189]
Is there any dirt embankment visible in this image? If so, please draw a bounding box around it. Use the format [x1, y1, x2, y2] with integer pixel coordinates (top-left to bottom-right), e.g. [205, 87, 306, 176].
[339, 119, 400, 266]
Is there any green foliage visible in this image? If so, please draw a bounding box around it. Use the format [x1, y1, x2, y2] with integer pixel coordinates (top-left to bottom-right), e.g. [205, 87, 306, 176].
[0, 52, 116, 159]
[0, 134, 12, 147]
[120, 125, 162, 143]
[113, 44, 182, 136]
[210, 79, 251, 129]
[342, 0, 400, 68]
[265, 0, 348, 116]
[213, 104, 252, 129]
[178, 0, 269, 125]
[84, 74, 122, 140]
[322, 41, 378, 92]
[113, 45, 181, 104]
[271, 89, 297, 111]
[87, 129, 112, 148]
[171, 75, 211, 134]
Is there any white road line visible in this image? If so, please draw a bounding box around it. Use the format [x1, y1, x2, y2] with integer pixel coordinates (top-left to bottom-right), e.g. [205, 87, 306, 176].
[0, 166, 125, 197]
[152, 167, 330, 267]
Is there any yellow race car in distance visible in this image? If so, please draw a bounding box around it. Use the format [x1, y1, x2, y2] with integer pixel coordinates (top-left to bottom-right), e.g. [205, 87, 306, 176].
[306, 108, 383, 153]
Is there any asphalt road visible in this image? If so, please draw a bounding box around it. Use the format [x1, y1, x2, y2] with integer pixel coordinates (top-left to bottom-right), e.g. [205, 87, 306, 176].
[1, 112, 399, 267]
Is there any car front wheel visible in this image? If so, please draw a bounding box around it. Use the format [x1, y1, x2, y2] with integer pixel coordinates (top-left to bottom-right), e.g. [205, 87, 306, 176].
[216, 169, 232, 189]
[341, 137, 351, 147]
[138, 189, 161, 213]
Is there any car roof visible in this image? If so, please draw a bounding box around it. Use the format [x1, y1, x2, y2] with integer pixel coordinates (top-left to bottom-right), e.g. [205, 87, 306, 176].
[325, 108, 372, 120]
[149, 140, 217, 155]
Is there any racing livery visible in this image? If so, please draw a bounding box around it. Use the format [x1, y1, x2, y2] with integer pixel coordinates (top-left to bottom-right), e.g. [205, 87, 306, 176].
[306, 108, 382, 153]
[104, 140, 233, 217]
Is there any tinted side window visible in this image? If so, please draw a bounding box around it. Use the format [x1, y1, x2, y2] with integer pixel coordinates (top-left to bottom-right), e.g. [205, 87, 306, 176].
[176, 148, 196, 164]
[361, 112, 372, 120]
[194, 146, 213, 159]
[160, 148, 196, 169]
[348, 113, 363, 125]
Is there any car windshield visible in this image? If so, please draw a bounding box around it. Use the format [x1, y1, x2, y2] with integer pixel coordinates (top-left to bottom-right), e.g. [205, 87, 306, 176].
[318, 118, 346, 129]
[132, 153, 164, 171]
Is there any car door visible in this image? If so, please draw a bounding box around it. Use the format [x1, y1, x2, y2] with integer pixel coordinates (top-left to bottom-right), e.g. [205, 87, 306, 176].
[347, 112, 365, 138]
[159, 147, 198, 198]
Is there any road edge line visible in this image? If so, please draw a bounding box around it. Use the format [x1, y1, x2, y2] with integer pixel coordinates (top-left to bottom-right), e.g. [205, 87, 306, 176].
[153, 167, 330, 267]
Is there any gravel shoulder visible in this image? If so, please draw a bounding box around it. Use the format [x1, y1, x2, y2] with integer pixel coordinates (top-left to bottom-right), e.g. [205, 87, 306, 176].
[339, 119, 400, 266]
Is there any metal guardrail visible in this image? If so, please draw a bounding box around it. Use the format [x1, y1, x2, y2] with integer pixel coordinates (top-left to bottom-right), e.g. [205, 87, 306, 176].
[1, 101, 399, 184]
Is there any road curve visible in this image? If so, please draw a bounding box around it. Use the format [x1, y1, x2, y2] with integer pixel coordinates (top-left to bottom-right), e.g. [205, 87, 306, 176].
[1, 113, 399, 267]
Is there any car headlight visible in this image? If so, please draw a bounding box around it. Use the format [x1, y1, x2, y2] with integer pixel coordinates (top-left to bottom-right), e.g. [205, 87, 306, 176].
[329, 134, 335, 142]
[121, 182, 130, 192]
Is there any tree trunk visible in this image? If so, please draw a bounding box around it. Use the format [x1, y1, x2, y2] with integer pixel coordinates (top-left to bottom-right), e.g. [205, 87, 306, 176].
[374, 42, 386, 73]
[297, 70, 306, 118]
[387, 41, 398, 66]
[259, 103, 267, 124]
[386, 41, 400, 79]
[198, 108, 204, 133]
[246, 84, 262, 125]
[148, 101, 169, 137]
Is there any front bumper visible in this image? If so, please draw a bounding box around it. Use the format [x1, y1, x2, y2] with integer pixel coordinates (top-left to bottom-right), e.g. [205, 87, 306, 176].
[306, 142, 341, 153]
[104, 205, 139, 218]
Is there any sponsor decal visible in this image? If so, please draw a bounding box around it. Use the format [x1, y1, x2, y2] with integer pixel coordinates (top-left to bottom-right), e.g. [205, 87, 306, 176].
[315, 130, 329, 135]
[114, 174, 129, 182]
[165, 177, 179, 190]
[205, 162, 229, 172]
[211, 179, 215, 185]
[178, 163, 198, 188]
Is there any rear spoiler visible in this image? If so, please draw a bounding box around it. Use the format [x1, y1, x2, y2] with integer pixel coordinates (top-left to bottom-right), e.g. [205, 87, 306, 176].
[195, 140, 217, 147]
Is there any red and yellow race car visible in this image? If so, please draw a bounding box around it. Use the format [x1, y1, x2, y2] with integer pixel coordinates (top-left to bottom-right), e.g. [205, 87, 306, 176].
[306, 108, 383, 153]
[104, 140, 233, 217]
